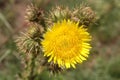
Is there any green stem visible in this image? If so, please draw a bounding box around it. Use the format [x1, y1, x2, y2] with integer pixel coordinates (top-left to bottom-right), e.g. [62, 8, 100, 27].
[28, 54, 36, 80]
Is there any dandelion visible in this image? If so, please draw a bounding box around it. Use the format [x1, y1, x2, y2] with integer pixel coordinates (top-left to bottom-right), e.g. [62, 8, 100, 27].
[41, 20, 91, 69]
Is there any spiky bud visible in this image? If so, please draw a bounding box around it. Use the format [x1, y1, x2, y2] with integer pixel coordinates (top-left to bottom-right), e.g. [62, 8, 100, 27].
[16, 24, 43, 56]
[80, 6, 96, 26]
[46, 6, 71, 26]
[25, 4, 45, 27]
[71, 6, 96, 26]
[48, 62, 64, 74]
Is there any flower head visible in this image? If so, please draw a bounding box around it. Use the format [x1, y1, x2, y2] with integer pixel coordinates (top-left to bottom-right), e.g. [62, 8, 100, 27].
[41, 20, 91, 68]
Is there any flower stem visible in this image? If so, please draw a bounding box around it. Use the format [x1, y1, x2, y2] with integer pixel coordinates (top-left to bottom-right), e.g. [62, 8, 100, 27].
[28, 54, 36, 80]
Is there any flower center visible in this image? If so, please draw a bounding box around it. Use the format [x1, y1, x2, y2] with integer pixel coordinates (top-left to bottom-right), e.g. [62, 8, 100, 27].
[55, 34, 74, 52]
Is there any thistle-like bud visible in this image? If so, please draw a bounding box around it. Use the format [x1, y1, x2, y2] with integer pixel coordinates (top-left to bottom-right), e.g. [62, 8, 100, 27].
[71, 5, 96, 26]
[16, 24, 43, 56]
[39, 57, 64, 74]
[25, 4, 45, 27]
[48, 62, 64, 74]
[46, 6, 71, 26]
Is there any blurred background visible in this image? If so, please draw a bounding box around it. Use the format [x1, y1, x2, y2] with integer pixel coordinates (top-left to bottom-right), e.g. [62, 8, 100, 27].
[0, 0, 120, 80]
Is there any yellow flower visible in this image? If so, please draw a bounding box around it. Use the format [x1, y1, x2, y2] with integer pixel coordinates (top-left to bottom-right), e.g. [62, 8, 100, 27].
[41, 20, 91, 68]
